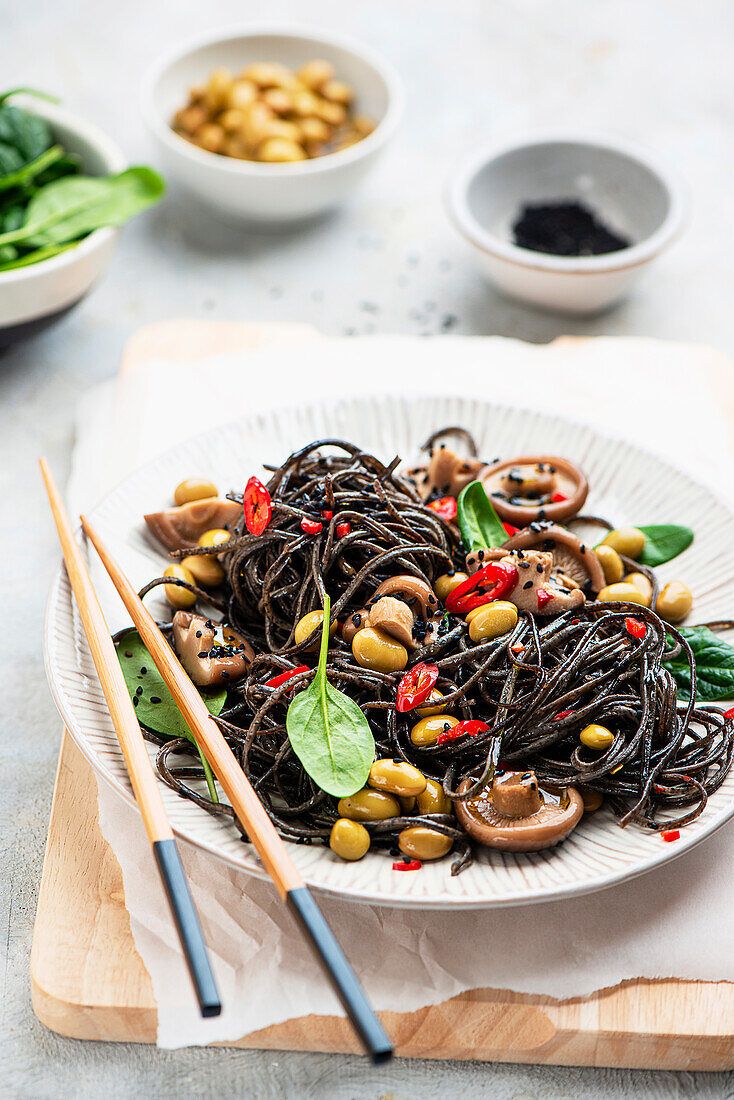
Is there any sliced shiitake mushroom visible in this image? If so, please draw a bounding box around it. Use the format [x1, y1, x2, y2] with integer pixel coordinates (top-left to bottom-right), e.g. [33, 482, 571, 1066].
[466, 523, 605, 594]
[144, 498, 242, 551]
[455, 770, 583, 851]
[480, 455, 588, 526]
[172, 610, 254, 686]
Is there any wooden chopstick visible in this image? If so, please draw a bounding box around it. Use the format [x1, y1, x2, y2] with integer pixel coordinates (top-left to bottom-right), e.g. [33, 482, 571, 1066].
[80, 513, 393, 1064]
[40, 460, 221, 1019]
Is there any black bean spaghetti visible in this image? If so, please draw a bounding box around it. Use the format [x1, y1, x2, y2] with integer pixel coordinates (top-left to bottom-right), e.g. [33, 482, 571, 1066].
[131, 436, 734, 873]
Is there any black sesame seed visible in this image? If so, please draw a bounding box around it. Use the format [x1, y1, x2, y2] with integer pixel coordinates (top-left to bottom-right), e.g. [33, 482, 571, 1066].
[536, 563, 543, 573]
[580, 544, 586, 554]
[132, 696, 138, 707]
[135, 687, 143, 696]
[140, 666, 147, 674]
[523, 581, 533, 590]
[150, 696, 161, 704]
[196, 630, 202, 638]
[221, 670, 229, 679]
[537, 509, 547, 520]
[198, 651, 208, 658]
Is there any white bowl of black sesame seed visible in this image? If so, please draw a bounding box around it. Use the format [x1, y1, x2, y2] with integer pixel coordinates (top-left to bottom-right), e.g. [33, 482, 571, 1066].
[446, 133, 688, 316]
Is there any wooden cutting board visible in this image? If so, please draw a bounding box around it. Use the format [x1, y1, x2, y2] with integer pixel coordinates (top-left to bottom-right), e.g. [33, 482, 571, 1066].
[31, 321, 734, 1069]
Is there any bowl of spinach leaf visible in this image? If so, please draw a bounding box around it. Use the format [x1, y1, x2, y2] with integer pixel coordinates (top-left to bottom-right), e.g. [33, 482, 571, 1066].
[0, 89, 165, 348]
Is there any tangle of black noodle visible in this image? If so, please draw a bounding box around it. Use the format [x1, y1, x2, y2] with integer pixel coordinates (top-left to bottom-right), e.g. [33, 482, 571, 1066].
[136, 437, 734, 875]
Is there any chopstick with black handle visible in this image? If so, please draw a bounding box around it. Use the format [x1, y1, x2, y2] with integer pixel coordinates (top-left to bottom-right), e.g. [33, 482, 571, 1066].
[81, 513, 393, 1064]
[40, 459, 221, 1019]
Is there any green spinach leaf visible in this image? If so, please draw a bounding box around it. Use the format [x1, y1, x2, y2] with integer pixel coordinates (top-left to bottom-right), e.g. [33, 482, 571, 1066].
[0, 241, 76, 270]
[0, 166, 165, 248]
[664, 625, 734, 701]
[286, 594, 375, 797]
[116, 628, 225, 801]
[0, 103, 52, 165]
[457, 480, 508, 551]
[0, 144, 65, 192]
[0, 140, 24, 176]
[637, 524, 694, 567]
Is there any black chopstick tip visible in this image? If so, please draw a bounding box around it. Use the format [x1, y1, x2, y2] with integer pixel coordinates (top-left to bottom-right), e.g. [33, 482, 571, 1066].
[287, 886, 393, 1062]
[153, 839, 222, 1018]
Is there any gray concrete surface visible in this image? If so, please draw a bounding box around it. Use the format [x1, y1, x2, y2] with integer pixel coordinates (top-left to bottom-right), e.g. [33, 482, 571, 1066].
[2, 0, 733, 1096]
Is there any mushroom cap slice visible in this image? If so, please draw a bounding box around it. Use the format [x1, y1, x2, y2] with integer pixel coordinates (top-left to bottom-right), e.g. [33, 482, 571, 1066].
[172, 610, 254, 687]
[144, 498, 242, 551]
[367, 596, 416, 649]
[404, 447, 484, 501]
[466, 523, 605, 594]
[455, 772, 584, 852]
[480, 455, 588, 526]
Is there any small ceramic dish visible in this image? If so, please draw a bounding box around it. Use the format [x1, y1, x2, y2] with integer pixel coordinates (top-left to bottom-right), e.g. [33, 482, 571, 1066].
[0, 98, 125, 349]
[446, 134, 688, 315]
[142, 26, 403, 223]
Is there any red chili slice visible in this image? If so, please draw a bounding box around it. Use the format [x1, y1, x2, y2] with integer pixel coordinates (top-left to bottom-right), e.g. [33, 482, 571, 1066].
[322, 509, 333, 520]
[243, 476, 272, 536]
[396, 662, 439, 713]
[336, 521, 351, 539]
[551, 491, 568, 503]
[536, 588, 553, 610]
[445, 561, 519, 614]
[502, 522, 519, 537]
[427, 496, 458, 523]
[724, 707, 734, 722]
[626, 617, 646, 639]
[265, 665, 310, 690]
[661, 830, 680, 842]
[437, 719, 489, 745]
[393, 860, 422, 871]
[553, 709, 574, 721]
[301, 518, 323, 535]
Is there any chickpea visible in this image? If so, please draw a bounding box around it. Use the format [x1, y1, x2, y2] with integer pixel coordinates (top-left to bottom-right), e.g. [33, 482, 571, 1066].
[219, 108, 248, 133]
[297, 59, 335, 90]
[595, 544, 624, 585]
[416, 688, 446, 717]
[337, 789, 400, 821]
[197, 528, 231, 550]
[180, 554, 225, 588]
[597, 582, 649, 606]
[329, 818, 370, 861]
[163, 564, 196, 609]
[601, 527, 646, 560]
[260, 119, 302, 144]
[227, 80, 258, 110]
[468, 601, 518, 643]
[295, 610, 337, 649]
[261, 87, 293, 114]
[222, 136, 250, 160]
[194, 123, 225, 154]
[242, 101, 275, 146]
[352, 626, 408, 673]
[656, 580, 693, 623]
[321, 79, 353, 105]
[368, 759, 427, 799]
[435, 572, 468, 602]
[313, 98, 347, 126]
[242, 62, 294, 89]
[202, 67, 234, 111]
[410, 714, 458, 746]
[579, 724, 615, 750]
[174, 105, 208, 135]
[416, 778, 453, 816]
[623, 572, 652, 607]
[353, 114, 376, 136]
[398, 826, 453, 861]
[580, 789, 604, 813]
[291, 90, 320, 118]
[299, 117, 332, 145]
[258, 137, 307, 163]
[173, 477, 218, 506]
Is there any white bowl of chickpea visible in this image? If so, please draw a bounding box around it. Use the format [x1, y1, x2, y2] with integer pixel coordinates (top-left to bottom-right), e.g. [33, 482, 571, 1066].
[143, 27, 403, 222]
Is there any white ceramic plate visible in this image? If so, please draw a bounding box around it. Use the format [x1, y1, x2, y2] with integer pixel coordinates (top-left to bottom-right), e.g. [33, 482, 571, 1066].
[44, 395, 734, 908]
